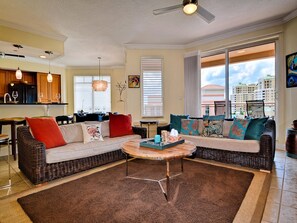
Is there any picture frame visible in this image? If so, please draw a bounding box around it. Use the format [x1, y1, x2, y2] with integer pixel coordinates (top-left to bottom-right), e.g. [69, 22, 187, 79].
[286, 52, 297, 88]
[128, 75, 140, 88]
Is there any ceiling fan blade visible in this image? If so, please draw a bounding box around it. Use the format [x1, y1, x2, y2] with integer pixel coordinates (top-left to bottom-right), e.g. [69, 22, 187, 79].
[153, 4, 183, 15]
[196, 5, 215, 23]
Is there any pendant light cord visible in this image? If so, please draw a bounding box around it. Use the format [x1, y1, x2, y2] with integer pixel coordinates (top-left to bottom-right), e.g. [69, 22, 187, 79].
[98, 57, 101, 81]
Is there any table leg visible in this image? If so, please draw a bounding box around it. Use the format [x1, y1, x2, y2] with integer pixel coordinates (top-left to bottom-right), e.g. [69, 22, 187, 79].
[166, 160, 170, 201]
[125, 154, 129, 176]
[181, 158, 184, 172]
[11, 123, 16, 160]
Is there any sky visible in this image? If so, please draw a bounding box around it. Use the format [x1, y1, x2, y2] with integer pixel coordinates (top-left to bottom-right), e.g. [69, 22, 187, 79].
[201, 57, 275, 90]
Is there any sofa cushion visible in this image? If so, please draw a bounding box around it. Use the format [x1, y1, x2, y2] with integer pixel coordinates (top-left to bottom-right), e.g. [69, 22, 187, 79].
[59, 123, 83, 144]
[229, 118, 251, 140]
[245, 117, 269, 140]
[170, 114, 190, 133]
[109, 113, 133, 137]
[223, 120, 233, 137]
[81, 123, 103, 143]
[45, 134, 141, 163]
[26, 117, 66, 149]
[181, 134, 260, 153]
[181, 119, 199, 135]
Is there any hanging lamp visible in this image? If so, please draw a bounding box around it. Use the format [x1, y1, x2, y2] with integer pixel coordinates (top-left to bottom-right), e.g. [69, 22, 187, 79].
[92, 57, 108, 91]
[13, 44, 23, 80]
[45, 51, 53, 82]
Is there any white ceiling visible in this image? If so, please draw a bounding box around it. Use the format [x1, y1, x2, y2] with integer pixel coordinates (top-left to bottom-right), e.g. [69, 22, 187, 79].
[0, 0, 297, 67]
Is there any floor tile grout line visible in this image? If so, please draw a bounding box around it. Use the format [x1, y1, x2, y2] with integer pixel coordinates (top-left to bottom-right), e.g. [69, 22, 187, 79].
[276, 155, 286, 223]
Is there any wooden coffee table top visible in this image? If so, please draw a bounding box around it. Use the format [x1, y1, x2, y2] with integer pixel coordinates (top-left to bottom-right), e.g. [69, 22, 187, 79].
[122, 139, 196, 161]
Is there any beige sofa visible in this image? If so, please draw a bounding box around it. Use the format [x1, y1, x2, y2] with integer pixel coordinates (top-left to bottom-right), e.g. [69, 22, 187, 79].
[17, 121, 146, 184]
[158, 118, 276, 171]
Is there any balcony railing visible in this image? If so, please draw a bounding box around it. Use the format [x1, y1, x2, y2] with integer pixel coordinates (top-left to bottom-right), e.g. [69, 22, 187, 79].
[201, 102, 275, 118]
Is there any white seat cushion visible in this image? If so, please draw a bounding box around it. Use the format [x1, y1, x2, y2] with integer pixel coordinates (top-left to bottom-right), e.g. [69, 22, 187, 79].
[181, 134, 260, 153]
[46, 134, 141, 164]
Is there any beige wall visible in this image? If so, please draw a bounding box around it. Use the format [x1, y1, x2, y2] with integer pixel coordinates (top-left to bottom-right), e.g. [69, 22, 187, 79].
[284, 17, 297, 143]
[65, 67, 126, 115]
[125, 49, 185, 124]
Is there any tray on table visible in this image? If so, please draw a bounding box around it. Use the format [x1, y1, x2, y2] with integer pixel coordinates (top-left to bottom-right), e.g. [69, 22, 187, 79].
[140, 139, 185, 150]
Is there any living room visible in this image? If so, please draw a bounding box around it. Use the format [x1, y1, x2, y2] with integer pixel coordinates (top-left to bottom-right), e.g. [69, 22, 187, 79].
[0, 0, 297, 222]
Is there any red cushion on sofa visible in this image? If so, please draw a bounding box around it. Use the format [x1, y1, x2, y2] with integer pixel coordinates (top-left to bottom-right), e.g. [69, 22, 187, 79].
[109, 113, 133, 138]
[26, 117, 66, 149]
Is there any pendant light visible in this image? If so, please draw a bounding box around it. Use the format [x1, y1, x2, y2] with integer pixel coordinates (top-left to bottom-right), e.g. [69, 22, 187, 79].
[92, 57, 108, 91]
[13, 44, 23, 80]
[45, 51, 53, 82]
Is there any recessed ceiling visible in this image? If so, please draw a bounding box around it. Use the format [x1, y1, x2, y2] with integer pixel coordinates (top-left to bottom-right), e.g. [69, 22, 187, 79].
[0, 0, 296, 67]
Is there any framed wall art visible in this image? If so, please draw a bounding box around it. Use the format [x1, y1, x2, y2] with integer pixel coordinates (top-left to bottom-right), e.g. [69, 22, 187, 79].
[286, 52, 297, 88]
[128, 75, 140, 88]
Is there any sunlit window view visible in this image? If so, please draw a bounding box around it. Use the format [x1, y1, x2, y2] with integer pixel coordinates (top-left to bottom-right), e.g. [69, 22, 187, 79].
[201, 43, 275, 118]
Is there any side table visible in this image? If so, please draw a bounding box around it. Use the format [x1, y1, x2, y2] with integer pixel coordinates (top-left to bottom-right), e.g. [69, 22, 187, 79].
[0, 134, 11, 190]
[286, 128, 297, 158]
[140, 120, 159, 138]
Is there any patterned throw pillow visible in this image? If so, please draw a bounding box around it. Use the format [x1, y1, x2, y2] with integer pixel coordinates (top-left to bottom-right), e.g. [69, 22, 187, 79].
[180, 119, 199, 135]
[202, 120, 224, 137]
[202, 115, 225, 137]
[81, 123, 104, 144]
[229, 118, 251, 140]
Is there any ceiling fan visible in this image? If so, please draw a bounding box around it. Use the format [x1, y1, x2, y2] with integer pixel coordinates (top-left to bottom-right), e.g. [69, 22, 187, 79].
[153, 0, 215, 23]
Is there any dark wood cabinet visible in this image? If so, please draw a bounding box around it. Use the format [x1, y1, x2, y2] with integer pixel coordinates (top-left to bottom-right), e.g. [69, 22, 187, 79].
[37, 72, 61, 103]
[0, 69, 60, 104]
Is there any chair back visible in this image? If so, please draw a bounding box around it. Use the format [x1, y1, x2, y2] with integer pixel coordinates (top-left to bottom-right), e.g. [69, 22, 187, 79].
[246, 100, 265, 118]
[214, 100, 231, 117]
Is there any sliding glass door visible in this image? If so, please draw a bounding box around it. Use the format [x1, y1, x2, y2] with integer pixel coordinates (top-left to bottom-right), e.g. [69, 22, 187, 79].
[200, 42, 275, 118]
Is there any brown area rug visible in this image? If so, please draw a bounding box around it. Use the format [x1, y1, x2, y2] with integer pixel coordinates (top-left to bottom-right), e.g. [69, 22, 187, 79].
[18, 159, 254, 223]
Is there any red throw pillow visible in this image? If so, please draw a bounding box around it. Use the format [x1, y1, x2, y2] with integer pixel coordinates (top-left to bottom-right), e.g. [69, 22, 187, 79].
[109, 113, 133, 138]
[26, 117, 66, 149]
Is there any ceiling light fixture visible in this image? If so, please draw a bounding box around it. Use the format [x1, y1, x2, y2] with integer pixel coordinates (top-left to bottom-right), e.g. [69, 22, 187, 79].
[40, 55, 46, 59]
[183, 0, 198, 15]
[45, 50, 53, 82]
[13, 44, 23, 80]
[92, 57, 108, 91]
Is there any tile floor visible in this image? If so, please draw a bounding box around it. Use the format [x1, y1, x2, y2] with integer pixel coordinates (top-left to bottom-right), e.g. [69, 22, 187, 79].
[0, 147, 296, 222]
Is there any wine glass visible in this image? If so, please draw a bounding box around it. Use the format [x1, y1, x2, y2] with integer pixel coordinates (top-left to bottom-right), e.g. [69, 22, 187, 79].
[55, 93, 61, 103]
[12, 91, 18, 103]
[39, 92, 43, 103]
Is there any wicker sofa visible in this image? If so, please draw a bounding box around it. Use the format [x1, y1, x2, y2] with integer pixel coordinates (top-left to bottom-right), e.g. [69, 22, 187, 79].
[157, 118, 276, 171]
[17, 122, 146, 185]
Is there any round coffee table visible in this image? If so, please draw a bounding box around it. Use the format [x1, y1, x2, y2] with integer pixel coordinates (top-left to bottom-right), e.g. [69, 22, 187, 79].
[122, 139, 196, 201]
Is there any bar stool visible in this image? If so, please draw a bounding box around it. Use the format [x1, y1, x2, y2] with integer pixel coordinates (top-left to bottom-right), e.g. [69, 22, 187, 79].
[0, 134, 11, 190]
[0, 117, 26, 160]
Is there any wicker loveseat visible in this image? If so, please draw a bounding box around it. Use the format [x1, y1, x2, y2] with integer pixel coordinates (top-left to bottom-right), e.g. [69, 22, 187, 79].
[157, 118, 276, 171]
[17, 122, 146, 185]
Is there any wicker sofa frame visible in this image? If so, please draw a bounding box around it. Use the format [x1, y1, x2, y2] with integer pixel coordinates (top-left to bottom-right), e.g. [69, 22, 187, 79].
[157, 119, 276, 171]
[17, 126, 147, 185]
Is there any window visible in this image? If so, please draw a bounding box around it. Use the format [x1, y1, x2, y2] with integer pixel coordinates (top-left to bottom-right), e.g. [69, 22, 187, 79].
[141, 57, 163, 117]
[74, 76, 111, 113]
[200, 42, 275, 118]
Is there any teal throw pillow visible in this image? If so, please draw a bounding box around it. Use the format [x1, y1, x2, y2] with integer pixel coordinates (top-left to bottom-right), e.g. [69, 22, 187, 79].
[181, 119, 199, 136]
[245, 117, 268, 140]
[229, 118, 251, 140]
[170, 114, 190, 133]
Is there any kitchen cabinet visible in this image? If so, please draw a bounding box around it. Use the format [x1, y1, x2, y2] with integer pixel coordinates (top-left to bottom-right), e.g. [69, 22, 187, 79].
[0, 70, 6, 97]
[37, 73, 61, 103]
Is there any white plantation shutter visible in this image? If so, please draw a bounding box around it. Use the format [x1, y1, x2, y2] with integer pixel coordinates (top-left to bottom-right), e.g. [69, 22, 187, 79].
[141, 57, 163, 117]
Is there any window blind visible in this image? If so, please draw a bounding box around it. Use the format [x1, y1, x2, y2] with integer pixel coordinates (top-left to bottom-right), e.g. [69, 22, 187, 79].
[141, 57, 163, 117]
